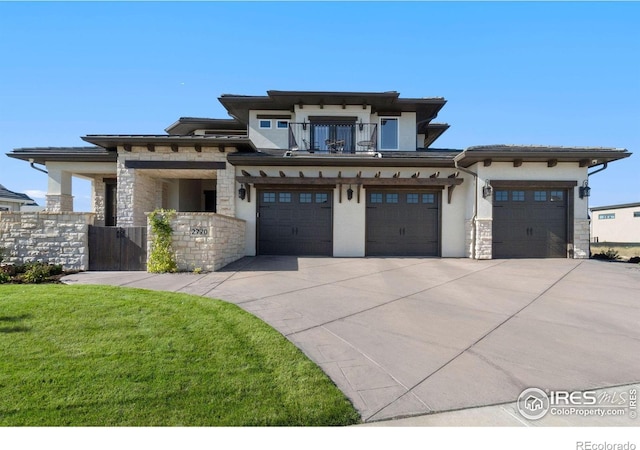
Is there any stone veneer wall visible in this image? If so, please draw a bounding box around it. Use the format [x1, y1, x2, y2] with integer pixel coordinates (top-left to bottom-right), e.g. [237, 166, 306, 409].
[46, 194, 74, 212]
[117, 159, 158, 227]
[92, 177, 107, 227]
[148, 212, 245, 272]
[464, 218, 493, 259]
[0, 212, 94, 270]
[573, 218, 590, 259]
[464, 219, 473, 259]
[474, 219, 493, 259]
[117, 146, 235, 227]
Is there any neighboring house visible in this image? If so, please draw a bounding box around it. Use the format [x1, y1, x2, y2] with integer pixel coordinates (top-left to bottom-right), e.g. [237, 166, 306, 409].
[0, 184, 38, 212]
[590, 202, 640, 243]
[4, 90, 632, 270]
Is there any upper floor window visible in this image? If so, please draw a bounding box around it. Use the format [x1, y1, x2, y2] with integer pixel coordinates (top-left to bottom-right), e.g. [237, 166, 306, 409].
[379, 118, 398, 150]
[259, 120, 271, 129]
[634, 211, 640, 218]
[276, 120, 289, 129]
[598, 213, 615, 220]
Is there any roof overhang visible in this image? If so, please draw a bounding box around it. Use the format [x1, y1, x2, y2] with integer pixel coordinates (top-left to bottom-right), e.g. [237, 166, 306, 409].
[228, 149, 462, 168]
[219, 90, 446, 125]
[454, 145, 632, 168]
[7, 146, 116, 165]
[164, 117, 247, 135]
[590, 202, 640, 211]
[419, 123, 450, 148]
[82, 135, 256, 152]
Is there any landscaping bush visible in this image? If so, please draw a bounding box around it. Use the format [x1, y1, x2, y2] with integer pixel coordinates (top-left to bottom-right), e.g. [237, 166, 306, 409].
[629, 256, 640, 264]
[148, 208, 178, 273]
[591, 248, 621, 261]
[1, 261, 66, 284]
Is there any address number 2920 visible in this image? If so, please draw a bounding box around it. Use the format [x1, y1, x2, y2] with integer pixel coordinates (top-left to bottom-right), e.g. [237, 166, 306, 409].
[191, 227, 208, 236]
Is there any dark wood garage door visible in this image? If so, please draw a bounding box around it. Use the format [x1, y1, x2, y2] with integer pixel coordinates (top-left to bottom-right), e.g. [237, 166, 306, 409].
[366, 190, 440, 256]
[258, 190, 333, 255]
[493, 188, 568, 258]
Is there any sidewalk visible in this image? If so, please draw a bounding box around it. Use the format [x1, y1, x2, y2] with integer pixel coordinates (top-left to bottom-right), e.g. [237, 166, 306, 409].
[360, 383, 639, 426]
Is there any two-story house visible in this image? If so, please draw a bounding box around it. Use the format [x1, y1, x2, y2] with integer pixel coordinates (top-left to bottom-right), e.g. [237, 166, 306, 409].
[0, 184, 38, 212]
[5, 90, 632, 271]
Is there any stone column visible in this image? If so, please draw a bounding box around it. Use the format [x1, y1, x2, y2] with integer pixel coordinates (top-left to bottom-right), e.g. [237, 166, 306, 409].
[216, 163, 236, 217]
[92, 177, 106, 226]
[573, 219, 590, 259]
[475, 219, 493, 259]
[46, 166, 73, 212]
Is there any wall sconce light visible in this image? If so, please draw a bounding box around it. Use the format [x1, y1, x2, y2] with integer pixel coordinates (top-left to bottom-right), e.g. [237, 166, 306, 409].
[238, 185, 246, 200]
[579, 180, 591, 199]
[358, 119, 364, 131]
[482, 182, 493, 198]
[347, 186, 354, 201]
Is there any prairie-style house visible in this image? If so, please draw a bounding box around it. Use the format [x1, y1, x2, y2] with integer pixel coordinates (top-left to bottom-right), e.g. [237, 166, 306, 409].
[3, 90, 632, 270]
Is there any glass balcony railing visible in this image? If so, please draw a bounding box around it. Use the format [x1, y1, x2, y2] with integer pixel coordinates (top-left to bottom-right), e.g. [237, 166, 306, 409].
[288, 123, 377, 154]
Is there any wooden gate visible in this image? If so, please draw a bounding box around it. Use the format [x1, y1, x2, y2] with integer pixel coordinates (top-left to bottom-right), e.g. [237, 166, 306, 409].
[88, 226, 147, 271]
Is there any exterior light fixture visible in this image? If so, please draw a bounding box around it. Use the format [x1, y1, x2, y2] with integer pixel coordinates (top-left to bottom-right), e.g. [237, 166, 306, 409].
[482, 181, 493, 198]
[579, 180, 591, 199]
[238, 186, 247, 200]
[347, 186, 354, 201]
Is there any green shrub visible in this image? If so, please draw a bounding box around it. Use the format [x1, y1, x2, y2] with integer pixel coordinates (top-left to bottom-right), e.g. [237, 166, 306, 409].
[20, 261, 62, 283]
[147, 209, 178, 273]
[0, 271, 9, 284]
[592, 248, 621, 261]
[1, 264, 16, 277]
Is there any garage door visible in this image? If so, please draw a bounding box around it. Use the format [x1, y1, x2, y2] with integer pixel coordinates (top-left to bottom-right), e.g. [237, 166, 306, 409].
[366, 191, 440, 256]
[493, 188, 568, 258]
[258, 190, 333, 255]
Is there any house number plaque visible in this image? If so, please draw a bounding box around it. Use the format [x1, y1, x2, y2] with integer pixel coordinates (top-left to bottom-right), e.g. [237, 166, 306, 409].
[191, 227, 208, 236]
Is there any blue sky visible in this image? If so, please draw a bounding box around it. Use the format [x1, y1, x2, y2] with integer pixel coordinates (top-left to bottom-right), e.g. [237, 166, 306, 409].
[0, 1, 638, 211]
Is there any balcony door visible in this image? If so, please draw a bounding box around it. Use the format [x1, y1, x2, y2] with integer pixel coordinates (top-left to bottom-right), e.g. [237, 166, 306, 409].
[309, 116, 356, 153]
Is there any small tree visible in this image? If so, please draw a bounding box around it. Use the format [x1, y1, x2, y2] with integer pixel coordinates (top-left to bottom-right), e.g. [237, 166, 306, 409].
[147, 209, 178, 273]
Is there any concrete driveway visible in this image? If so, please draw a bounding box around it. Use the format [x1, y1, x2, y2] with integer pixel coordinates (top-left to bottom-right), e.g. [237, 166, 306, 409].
[63, 257, 640, 423]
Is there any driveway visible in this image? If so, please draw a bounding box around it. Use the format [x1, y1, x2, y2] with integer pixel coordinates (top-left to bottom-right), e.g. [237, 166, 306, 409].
[63, 257, 640, 423]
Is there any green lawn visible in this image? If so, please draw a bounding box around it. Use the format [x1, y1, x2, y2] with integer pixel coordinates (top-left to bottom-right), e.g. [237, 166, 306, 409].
[0, 285, 360, 426]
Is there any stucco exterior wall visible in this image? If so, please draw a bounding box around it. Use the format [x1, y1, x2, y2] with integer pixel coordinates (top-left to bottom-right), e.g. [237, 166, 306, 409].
[248, 106, 418, 152]
[591, 205, 640, 243]
[0, 211, 94, 270]
[248, 110, 291, 149]
[233, 164, 468, 258]
[370, 112, 417, 151]
[44, 161, 116, 212]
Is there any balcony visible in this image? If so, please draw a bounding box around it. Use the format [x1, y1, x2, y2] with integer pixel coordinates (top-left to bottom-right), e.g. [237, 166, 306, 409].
[288, 122, 377, 154]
